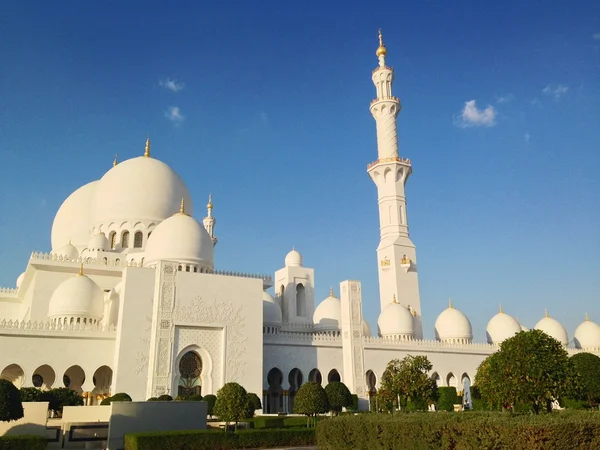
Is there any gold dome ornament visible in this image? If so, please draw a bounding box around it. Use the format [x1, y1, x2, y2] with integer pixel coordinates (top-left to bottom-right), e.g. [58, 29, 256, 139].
[179, 198, 187, 215]
[113, 154, 118, 167]
[376, 29, 387, 57]
[144, 137, 151, 157]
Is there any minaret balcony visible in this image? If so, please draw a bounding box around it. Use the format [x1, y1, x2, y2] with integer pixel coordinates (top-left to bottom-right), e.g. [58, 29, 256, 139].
[370, 96, 400, 106]
[367, 156, 412, 171]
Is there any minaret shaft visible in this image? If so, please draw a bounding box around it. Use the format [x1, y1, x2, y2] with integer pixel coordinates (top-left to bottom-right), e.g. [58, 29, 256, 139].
[367, 31, 423, 338]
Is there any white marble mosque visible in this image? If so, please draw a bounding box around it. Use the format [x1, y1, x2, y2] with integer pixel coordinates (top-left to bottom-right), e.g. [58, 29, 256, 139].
[1, 31, 598, 413]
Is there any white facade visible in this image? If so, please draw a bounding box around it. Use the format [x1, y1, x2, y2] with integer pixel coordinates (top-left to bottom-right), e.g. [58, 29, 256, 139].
[1, 32, 598, 413]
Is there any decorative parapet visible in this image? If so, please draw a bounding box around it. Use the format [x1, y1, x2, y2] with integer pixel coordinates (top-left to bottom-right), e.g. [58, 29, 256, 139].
[0, 288, 18, 297]
[372, 65, 392, 74]
[209, 269, 273, 284]
[363, 336, 497, 352]
[264, 331, 342, 345]
[567, 347, 600, 355]
[367, 156, 411, 170]
[370, 96, 400, 105]
[0, 319, 115, 334]
[30, 252, 140, 268]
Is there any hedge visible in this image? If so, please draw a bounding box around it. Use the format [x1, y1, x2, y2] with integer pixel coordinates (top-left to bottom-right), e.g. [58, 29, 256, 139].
[316, 411, 600, 450]
[0, 435, 47, 450]
[124, 428, 315, 450]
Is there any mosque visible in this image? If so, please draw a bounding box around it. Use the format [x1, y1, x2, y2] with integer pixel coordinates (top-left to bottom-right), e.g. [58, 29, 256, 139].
[1, 32, 598, 413]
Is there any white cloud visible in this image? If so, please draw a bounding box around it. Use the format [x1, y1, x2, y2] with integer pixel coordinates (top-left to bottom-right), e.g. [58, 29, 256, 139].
[496, 93, 515, 103]
[542, 84, 568, 99]
[524, 132, 530, 143]
[165, 106, 185, 124]
[454, 100, 496, 128]
[593, 33, 600, 40]
[159, 78, 185, 92]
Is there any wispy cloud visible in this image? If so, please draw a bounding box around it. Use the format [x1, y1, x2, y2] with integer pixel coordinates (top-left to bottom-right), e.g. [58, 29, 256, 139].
[542, 84, 568, 99]
[159, 78, 185, 92]
[496, 93, 515, 104]
[524, 132, 531, 143]
[165, 106, 185, 124]
[593, 33, 600, 40]
[454, 100, 496, 128]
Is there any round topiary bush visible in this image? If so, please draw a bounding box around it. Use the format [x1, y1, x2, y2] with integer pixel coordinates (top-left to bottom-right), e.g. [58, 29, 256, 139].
[188, 394, 203, 401]
[0, 379, 24, 422]
[101, 393, 132, 405]
[324, 382, 352, 415]
[19, 387, 45, 402]
[157, 394, 173, 401]
[203, 394, 217, 417]
[147, 397, 159, 401]
[294, 381, 329, 427]
[214, 382, 248, 428]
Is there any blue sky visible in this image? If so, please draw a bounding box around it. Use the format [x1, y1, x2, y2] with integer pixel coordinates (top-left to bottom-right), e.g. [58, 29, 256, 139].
[0, 1, 599, 341]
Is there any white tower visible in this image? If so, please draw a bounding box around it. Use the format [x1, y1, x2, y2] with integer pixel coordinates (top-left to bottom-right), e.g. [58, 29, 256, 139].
[274, 249, 315, 327]
[203, 194, 218, 247]
[367, 30, 423, 338]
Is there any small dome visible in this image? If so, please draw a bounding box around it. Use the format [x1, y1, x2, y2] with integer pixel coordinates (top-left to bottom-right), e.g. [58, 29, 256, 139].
[51, 180, 97, 250]
[16, 272, 25, 289]
[377, 300, 414, 339]
[535, 312, 568, 346]
[313, 290, 341, 331]
[144, 208, 214, 270]
[486, 308, 522, 344]
[435, 301, 473, 343]
[87, 233, 109, 252]
[263, 291, 282, 325]
[574, 315, 600, 350]
[48, 269, 104, 321]
[285, 249, 302, 267]
[362, 320, 372, 337]
[52, 242, 79, 261]
[90, 152, 192, 230]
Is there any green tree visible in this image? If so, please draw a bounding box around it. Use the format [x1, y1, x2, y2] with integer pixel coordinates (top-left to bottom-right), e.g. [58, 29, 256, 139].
[214, 382, 248, 430]
[45, 388, 83, 415]
[476, 330, 577, 414]
[203, 394, 217, 417]
[293, 382, 329, 428]
[570, 352, 600, 409]
[379, 355, 438, 412]
[374, 387, 396, 413]
[0, 380, 24, 422]
[19, 387, 45, 402]
[324, 382, 352, 415]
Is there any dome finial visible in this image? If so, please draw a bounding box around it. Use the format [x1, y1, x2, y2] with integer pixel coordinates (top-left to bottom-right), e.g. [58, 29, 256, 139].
[179, 198, 186, 215]
[448, 298, 453, 309]
[376, 28, 387, 58]
[545, 308, 549, 318]
[392, 294, 397, 304]
[113, 154, 118, 167]
[499, 304, 503, 314]
[585, 312, 589, 321]
[78, 263, 84, 276]
[330, 286, 334, 297]
[144, 136, 151, 157]
[207, 193, 213, 210]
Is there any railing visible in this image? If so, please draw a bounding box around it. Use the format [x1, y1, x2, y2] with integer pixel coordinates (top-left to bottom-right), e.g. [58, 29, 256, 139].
[363, 336, 496, 350]
[0, 288, 18, 296]
[367, 156, 411, 170]
[264, 331, 342, 344]
[0, 319, 115, 333]
[210, 269, 272, 283]
[370, 96, 400, 106]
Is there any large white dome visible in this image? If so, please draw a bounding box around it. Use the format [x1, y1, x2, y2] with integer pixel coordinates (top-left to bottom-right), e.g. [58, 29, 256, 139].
[90, 151, 192, 230]
[574, 315, 600, 350]
[48, 269, 104, 321]
[377, 299, 414, 339]
[535, 312, 568, 346]
[144, 207, 214, 270]
[263, 291, 282, 326]
[486, 308, 522, 344]
[313, 290, 341, 331]
[51, 180, 97, 250]
[285, 249, 302, 267]
[435, 301, 473, 343]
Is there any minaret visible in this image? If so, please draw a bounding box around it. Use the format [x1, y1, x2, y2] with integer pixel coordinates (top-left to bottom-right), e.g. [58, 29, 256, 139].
[203, 194, 218, 247]
[367, 30, 423, 338]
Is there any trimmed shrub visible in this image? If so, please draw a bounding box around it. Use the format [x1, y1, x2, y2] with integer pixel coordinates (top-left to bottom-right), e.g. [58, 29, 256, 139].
[203, 394, 217, 416]
[324, 382, 352, 415]
[188, 394, 203, 401]
[316, 411, 600, 450]
[254, 416, 284, 429]
[19, 387, 45, 403]
[45, 388, 83, 414]
[124, 428, 315, 450]
[214, 383, 248, 427]
[147, 397, 159, 401]
[0, 435, 47, 450]
[348, 394, 359, 412]
[101, 392, 132, 405]
[437, 386, 458, 411]
[157, 394, 173, 401]
[0, 379, 24, 422]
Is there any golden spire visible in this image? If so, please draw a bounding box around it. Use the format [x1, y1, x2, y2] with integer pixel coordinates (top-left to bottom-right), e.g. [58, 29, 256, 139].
[144, 136, 151, 157]
[585, 312, 589, 321]
[330, 286, 334, 298]
[179, 198, 186, 215]
[78, 263, 84, 276]
[376, 28, 387, 57]
[448, 298, 453, 309]
[113, 154, 118, 167]
[499, 304, 504, 314]
[545, 308, 549, 318]
[207, 193, 213, 210]
[392, 294, 397, 304]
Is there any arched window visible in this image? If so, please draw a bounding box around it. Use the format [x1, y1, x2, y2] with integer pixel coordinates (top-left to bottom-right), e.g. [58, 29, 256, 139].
[133, 231, 143, 248]
[121, 231, 130, 248]
[327, 369, 341, 383]
[296, 284, 306, 317]
[109, 232, 117, 249]
[178, 351, 202, 397]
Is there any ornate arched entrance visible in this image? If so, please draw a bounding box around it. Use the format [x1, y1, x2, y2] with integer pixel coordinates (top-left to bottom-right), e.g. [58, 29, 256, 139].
[178, 351, 202, 397]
